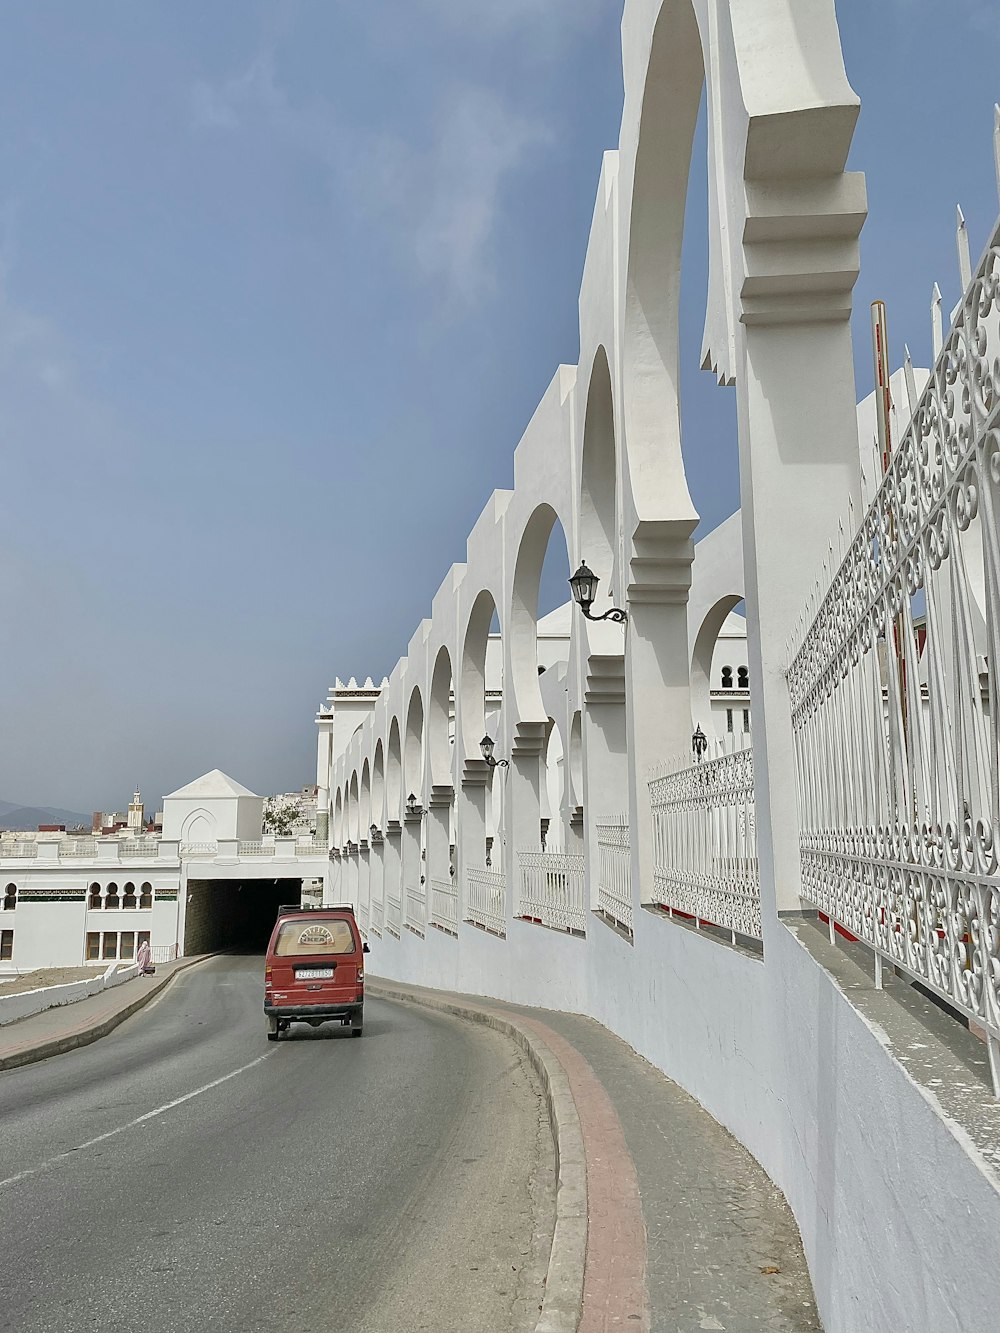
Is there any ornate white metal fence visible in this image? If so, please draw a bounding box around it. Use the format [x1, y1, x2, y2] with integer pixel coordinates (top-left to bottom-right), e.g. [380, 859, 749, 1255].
[179, 842, 218, 858]
[430, 877, 459, 935]
[596, 815, 632, 934]
[239, 841, 275, 856]
[649, 739, 761, 941]
[1, 842, 37, 859]
[788, 204, 1000, 1090]
[465, 868, 506, 936]
[58, 839, 98, 858]
[405, 885, 426, 935]
[518, 851, 587, 934]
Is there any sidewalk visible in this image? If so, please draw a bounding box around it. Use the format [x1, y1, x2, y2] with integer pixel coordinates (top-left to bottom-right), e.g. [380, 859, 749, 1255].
[371, 978, 820, 1333]
[0, 955, 209, 1072]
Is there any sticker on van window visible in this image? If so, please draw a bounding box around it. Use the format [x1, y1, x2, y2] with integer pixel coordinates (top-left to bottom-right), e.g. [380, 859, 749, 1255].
[298, 924, 335, 946]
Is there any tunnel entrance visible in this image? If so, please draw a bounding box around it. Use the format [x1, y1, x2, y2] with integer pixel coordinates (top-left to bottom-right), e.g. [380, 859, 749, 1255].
[183, 878, 305, 954]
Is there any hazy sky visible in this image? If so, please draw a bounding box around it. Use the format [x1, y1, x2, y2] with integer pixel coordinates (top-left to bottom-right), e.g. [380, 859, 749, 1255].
[1, 0, 997, 814]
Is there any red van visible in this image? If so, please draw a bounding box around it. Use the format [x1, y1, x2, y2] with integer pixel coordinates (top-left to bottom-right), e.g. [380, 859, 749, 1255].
[263, 904, 369, 1040]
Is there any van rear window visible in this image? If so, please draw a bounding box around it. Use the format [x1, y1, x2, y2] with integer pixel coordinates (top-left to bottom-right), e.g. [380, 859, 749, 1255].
[274, 918, 356, 956]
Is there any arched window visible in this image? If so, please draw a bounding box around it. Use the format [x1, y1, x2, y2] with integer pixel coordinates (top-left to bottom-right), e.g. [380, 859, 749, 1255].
[105, 883, 120, 910]
[721, 666, 733, 689]
[88, 882, 102, 910]
[738, 666, 748, 689]
[3, 884, 16, 912]
[122, 882, 137, 909]
[139, 882, 153, 909]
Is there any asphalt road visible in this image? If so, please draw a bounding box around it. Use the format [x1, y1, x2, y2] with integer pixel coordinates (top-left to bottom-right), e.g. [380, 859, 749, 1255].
[0, 954, 555, 1333]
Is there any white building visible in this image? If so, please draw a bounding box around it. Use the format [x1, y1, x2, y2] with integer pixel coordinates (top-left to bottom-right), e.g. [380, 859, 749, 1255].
[0, 770, 327, 975]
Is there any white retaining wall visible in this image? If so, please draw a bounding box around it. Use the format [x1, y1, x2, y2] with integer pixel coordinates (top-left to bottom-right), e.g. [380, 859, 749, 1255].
[366, 913, 1000, 1333]
[0, 963, 141, 1027]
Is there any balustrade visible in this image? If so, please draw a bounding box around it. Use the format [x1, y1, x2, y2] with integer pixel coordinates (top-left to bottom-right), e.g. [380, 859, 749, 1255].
[405, 884, 426, 935]
[465, 868, 506, 936]
[430, 877, 459, 935]
[518, 851, 586, 934]
[595, 815, 632, 934]
[386, 892, 402, 938]
[649, 738, 761, 942]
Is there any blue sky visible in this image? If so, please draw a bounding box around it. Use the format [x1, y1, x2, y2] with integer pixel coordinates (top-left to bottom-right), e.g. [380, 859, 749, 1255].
[1, 0, 997, 813]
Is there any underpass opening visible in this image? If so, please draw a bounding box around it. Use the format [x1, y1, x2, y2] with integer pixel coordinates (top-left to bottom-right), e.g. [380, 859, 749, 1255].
[184, 878, 305, 954]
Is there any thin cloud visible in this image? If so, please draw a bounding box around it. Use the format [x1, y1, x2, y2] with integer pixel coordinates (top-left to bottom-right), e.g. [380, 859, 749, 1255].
[191, 56, 554, 307]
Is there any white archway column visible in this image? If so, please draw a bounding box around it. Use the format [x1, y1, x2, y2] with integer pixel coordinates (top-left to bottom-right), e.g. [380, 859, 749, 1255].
[624, 525, 697, 914]
[506, 724, 547, 923]
[345, 848, 359, 912]
[458, 762, 490, 921]
[426, 790, 452, 922]
[736, 173, 866, 920]
[314, 722, 332, 844]
[369, 838, 384, 930]
[358, 844, 370, 921]
[383, 824, 402, 931]
[401, 810, 423, 928]
[580, 644, 629, 909]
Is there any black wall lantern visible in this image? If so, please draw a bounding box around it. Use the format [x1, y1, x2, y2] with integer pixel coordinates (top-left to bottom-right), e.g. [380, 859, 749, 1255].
[569, 560, 627, 624]
[480, 735, 509, 769]
[692, 725, 708, 762]
[405, 792, 421, 816]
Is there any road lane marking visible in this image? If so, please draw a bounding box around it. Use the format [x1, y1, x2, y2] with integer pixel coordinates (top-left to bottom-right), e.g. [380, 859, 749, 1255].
[0, 1051, 274, 1190]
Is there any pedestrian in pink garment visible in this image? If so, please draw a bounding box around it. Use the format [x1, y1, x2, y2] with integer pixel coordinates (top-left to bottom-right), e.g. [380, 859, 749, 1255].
[136, 939, 154, 974]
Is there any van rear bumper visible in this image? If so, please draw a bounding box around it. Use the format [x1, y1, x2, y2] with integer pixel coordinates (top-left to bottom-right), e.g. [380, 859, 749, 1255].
[264, 1000, 363, 1022]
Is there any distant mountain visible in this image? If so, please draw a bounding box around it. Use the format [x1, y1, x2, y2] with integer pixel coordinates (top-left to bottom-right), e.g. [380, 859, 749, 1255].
[0, 804, 92, 831]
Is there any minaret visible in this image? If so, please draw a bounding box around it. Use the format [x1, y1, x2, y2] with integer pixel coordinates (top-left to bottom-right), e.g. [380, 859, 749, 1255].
[127, 787, 144, 833]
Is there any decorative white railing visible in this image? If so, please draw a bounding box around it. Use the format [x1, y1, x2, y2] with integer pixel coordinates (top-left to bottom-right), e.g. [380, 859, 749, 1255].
[465, 867, 507, 936]
[430, 877, 459, 935]
[386, 891, 402, 938]
[55, 839, 98, 857]
[120, 840, 159, 858]
[405, 885, 426, 935]
[1, 842, 37, 859]
[239, 841, 275, 856]
[151, 944, 178, 963]
[518, 851, 586, 934]
[649, 738, 761, 941]
[179, 842, 218, 857]
[295, 839, 328, 855]
[596, 815, 632, 934]
[788, 205, 1000, 1090]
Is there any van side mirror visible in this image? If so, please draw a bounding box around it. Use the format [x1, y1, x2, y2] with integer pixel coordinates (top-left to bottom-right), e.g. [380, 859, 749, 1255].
[363, 942, 370, 953]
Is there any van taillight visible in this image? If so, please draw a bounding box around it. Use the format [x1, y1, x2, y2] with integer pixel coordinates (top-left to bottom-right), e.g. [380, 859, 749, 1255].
[357, 968, 364, 984]
[265, 965, 272, 981]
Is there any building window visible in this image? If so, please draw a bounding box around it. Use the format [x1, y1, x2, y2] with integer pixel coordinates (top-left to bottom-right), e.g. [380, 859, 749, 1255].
[139, 883, 153, 909]
[122, 882, 137, 910]
[743, 709, 751, 733]
[86, 932, 101, 961]
[738, 666, 749, 689]
[102, 932, 118, 960]
[3, 884, 16, 911]
[726, 708, 734, 733]
[1, 930, 12, 961]
[105, 884, 120, 910]
[120, 932, 135, 961]
[721, 666, 733, 689]
[89, 883, 102, 909]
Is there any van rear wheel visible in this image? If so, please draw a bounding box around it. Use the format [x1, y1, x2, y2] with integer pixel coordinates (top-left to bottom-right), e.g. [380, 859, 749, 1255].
[266, 1015, 279, 1041]
[351, 1024, 363, 1038]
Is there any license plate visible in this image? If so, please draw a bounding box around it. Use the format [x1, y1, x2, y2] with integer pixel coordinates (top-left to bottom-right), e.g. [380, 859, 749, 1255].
[296, 967, 334, 980]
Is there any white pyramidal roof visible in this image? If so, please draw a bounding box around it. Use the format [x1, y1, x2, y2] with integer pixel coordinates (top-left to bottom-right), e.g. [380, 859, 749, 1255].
[163, 769, 260, 800]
